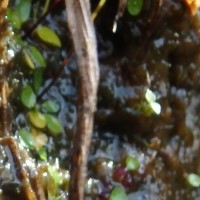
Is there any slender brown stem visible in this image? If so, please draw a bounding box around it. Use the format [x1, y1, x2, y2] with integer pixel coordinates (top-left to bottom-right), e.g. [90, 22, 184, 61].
[0, 136, 38, 200]
[0, 0, 10, 138]
[1, 81, 10, 136]
[0, 0, 8, 11]
[65, 0, 99, 199]
[0, 0, 9, 58]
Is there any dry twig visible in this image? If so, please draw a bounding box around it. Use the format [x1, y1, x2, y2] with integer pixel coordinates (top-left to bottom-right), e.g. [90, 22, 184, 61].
[65, 0, 99, 199]
[0, 0, 9, 61]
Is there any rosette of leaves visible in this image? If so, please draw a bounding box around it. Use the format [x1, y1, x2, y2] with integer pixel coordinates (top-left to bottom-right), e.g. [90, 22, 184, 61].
[20, 86, 62, 136]
[20, 82, 62, 160]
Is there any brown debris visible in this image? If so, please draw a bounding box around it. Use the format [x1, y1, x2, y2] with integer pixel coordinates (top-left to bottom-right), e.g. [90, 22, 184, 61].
[183, 0, 200, 15]
[0, 0, 9, 63]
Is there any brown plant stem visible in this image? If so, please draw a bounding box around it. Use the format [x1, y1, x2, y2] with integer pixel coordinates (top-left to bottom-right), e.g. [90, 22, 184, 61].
[0, 0, 8, 59]
[0, 0, 9, 138]
[0, 0, 8, 19]
[65, 0, 99, 200]
[0, 136, 38, 200]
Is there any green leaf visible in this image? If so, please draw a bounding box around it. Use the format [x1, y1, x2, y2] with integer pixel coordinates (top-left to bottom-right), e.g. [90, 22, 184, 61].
[19, 129, 35, 149]
[47, 165, 61, 199]
[36, 26, 61, 47]
[127, 0, 143, 16]
[28, 46, 46, 68]
[48, 165, 62, 186]
[42, 100, 60, 113]
[29, 110, 47, 129]
[109, 187, 128, 200]
[145, 89, 161, 115]
[17, 0, 31, 22]
[38, 147, 47, 161]
[23, 50, 35, 69]
[21, 86, 36, 108]
[45, 114, 62, 135]
[28, 45, 46, 67]
[42, 0, 51, 15]
[150, 102, 161, 115]
[33, 68, 44, 94]
[6, 8, 22, 29]
[187, 173, 200, 187]
[145, 89, 156, 103]
[23, 45, 46, 69]
[16, 36, 25, 47]
[125, 156, 140, 171]
[6, 0, 31, 29]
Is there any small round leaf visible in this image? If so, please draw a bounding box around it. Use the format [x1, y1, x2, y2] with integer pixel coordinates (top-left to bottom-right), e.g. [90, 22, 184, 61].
[28, 45, 46, 68]
[109, 187, 128, 200]
[6, 8, 22, 29]
[33, 68, 44, 94]
[145, 89, 156, 103]
[48, 165, 62, 186]
[127, 0, 143, 16]
[19, 129, 35, 149]
[21, 86, 36, 108]
[150, 102, 161, 115]
[23, 46, 46, 69]
[125, 156, 140, 171]
[23, 50, 35, 69]
[31, 128, 48, 149]
[45, 114, 62, 135]
[17, 0, 31, 22]
[38, 147, 47, 161]
[29, 110, 47, 129]
[36, 26, 61, 47]
[42, 100, 60, 113]
[187, 173, 200, 187]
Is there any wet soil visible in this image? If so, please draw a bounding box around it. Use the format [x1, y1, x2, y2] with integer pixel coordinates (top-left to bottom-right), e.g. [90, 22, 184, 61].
[1, 1, 200, 200]
[90, 1, 200, 199]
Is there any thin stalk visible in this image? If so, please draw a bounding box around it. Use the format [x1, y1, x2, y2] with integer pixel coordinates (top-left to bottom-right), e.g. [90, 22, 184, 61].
[65, 0, 99, 199]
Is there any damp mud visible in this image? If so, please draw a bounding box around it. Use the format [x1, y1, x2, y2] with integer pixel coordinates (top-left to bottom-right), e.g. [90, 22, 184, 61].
[92, 1, 200, 199]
